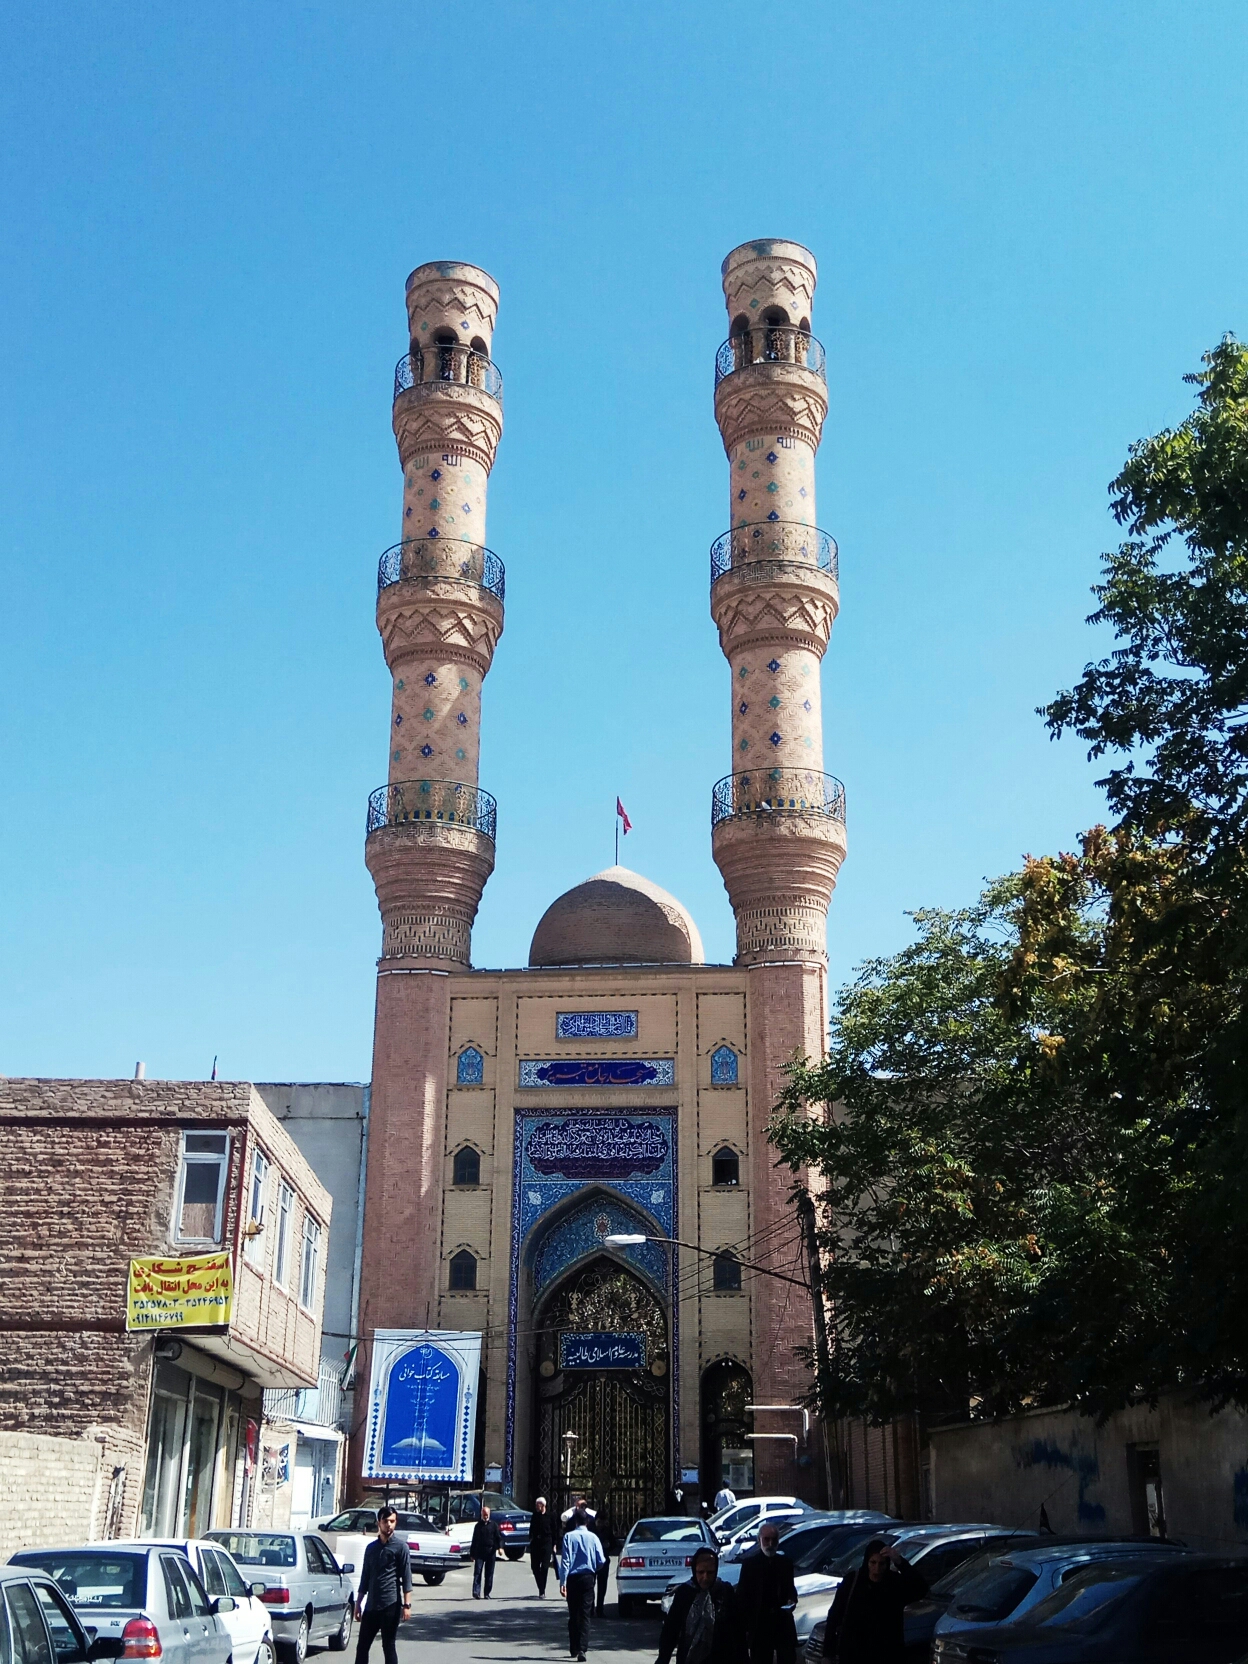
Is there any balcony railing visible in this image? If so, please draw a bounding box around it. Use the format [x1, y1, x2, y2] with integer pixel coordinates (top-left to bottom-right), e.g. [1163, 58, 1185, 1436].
[715, 326, 826, 386]
[367, 779, 497, 842]
[711, 521, 837, 585]
[394, 346, 503, 405]
[711, 769, 846, 828]
[264, 1358, 346, 1430]
[377, 538, 505, 603]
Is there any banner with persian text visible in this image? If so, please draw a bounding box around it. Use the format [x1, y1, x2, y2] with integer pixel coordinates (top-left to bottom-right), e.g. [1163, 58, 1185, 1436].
[363, 1329, 482, 1483]
[126, 1252, 234, 1329]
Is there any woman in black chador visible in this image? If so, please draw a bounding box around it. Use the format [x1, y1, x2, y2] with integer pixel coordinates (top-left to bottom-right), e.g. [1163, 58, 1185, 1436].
[822, 1539, 927, 1664]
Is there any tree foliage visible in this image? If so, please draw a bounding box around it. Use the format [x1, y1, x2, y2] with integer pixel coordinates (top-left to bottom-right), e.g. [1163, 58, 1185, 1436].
[772, 338, 1248, 1425]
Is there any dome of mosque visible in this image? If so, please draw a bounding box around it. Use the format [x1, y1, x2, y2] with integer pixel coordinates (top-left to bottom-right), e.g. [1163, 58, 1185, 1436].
[528, 866, 705, 968]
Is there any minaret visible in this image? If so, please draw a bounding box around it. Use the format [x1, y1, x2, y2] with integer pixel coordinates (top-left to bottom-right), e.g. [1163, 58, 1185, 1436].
[710, 240, 846, 1498]
[356, 263, 504, 1466]
[365, 260, 505, 966]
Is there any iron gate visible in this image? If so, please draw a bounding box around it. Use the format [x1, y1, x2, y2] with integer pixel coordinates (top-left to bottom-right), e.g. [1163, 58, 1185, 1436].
[537, 1368, 667, 1534]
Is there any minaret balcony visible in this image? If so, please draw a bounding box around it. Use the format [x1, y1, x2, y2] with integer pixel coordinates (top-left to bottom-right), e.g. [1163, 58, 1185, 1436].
[710, 521, 838, 587]
[711, 769, 845, 828]
[394, 346, 503, 407]
[377, 538, 506, 604]
[714, 326, 826, 386]
[367, 779, 497, 843]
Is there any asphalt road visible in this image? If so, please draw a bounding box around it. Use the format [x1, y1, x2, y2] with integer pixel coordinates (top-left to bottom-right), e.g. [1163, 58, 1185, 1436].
[366, 1556, 660, 1664]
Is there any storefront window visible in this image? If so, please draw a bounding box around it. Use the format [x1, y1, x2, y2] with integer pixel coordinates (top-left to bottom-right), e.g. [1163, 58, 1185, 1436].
[183, 1382, 223, 1536]
[141, 1365, 191, 1536]
[142, 1361, 240, 1537]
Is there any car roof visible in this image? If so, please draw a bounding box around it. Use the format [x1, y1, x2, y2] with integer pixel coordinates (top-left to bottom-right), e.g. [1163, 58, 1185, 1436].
[993, 1539, 1189, 1566]
[0, 1566, 66, 1584]
[13, 1545, 151, 1556]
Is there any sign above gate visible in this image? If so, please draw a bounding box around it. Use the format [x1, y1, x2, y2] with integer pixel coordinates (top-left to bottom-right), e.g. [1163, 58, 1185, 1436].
[560, 1331, 646, 1370]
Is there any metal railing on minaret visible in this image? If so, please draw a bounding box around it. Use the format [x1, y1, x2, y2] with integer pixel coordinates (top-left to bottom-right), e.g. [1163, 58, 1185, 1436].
[709, 240, 847, 968]
[364, 261, 506, 969]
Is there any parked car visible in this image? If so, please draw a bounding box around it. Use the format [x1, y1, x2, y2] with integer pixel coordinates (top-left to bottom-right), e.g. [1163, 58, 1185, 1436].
[931, 1535, 1189, 1645]
[432, 1492, 532, 1562]
[663, 1514, 898, 1614]
[708, 1497, 816, 1545]
[9, 1544, 236, 1664]
[204, 1532, 352, 1663]
[617, 1516, 719, 1615]
[931, 1554, 1248, 1662]
[116, 1543, 272, 1664]
[0, 1563, 105, 1664]
[314, 1511, 458, 1586]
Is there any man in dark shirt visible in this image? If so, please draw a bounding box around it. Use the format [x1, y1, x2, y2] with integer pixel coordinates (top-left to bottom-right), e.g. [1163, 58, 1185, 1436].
[354, 1506, 412, 1664]
[470, 1503, 505, 1599]
[736, 1522, 798, 1664]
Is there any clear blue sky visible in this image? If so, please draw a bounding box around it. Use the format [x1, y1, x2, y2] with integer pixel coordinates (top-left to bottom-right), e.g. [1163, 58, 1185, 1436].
[2, 2, 1245, 1082]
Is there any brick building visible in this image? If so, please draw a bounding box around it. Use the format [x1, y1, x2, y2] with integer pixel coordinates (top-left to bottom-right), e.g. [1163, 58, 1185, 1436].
[0, 1077, 330, 1558]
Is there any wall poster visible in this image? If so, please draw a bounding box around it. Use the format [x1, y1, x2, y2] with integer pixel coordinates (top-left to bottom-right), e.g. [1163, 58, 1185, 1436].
[363, 1329, 482, 1483]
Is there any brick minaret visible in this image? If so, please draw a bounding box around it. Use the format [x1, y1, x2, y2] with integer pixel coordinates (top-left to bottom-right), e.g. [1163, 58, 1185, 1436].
[710, 240, 846, 1498]
[356, 262, 505, 1475]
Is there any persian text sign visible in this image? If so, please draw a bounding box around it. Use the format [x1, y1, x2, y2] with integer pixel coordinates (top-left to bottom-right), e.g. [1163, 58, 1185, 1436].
[364, 1329, 482, 1482]
[527, 1117, 669, 1179]
[560, 1331, 645, 1370]
[126, 1253, 234, 1329]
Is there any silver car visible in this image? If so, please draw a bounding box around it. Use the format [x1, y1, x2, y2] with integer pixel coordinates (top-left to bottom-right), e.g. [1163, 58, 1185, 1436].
[205, 1534, 353, 1663]
[616, 1517, 719, 1615]
[10, 1545, 235, 1664]
[0, 1563, 104, 1664]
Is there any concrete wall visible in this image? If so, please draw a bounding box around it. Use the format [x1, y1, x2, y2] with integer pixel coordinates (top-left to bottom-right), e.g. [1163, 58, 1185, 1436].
[929, 1394, 1248, 1553]
[0, 1430, 121, 1555]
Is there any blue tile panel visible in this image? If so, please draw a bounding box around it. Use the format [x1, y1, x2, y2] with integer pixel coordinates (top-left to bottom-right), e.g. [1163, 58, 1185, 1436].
[518, 1058, 675, 1088]
[710, 1046, 739, 1085]
[505, 1106, 679, 1494]
[456, 1047, 484, 1085]
[555, 1010, 639, 1040]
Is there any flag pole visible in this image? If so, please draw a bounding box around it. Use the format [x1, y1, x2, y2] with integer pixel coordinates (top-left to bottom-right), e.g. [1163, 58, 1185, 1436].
[615, 810, 619, 867]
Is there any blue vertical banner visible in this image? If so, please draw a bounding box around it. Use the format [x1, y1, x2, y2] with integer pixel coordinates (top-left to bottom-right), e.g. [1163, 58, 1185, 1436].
[363, 1329, 482, 1482]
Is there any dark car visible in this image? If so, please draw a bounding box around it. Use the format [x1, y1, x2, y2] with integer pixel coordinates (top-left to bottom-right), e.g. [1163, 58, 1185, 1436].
[931, 1555, 1248, 1663]
[0, 1563, 110, 1664]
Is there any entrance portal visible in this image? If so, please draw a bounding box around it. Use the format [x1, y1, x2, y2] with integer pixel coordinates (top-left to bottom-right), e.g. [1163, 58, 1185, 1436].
[533, 1259, 669, 1531]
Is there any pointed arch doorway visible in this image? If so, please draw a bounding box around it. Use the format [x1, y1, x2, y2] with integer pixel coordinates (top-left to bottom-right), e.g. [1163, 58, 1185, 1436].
[533, 1257, 669, 1529]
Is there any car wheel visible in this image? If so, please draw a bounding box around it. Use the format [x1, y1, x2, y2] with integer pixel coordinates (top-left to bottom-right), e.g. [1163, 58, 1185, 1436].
[504, 1549, 524, 1562]
[287, 1614, 309, 1664]
[327, 1606, 352, 1652]
[255, 1642, 275, 1664]
[422, 1572, 445, 1587]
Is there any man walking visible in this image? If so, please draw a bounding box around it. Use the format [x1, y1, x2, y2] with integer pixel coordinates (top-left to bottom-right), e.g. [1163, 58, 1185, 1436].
[558, 1506, 606, 1661]
[529, 1496, 555, 1598]
[736, 1522, 797, 1664]
[590, 1507, 611, 1616]
[354, 1506, 412, 1664]
[713, 1485, 736, 1514]
[470, 1502, 504, 1599]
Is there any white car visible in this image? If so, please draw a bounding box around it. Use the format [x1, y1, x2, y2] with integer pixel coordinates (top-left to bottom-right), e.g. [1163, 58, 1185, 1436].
[315, 1509, 459, 1586]
[708, 1497, 814, 1545]
[617, 1516, 719, 1616]
[130, 1540, 275, 1664]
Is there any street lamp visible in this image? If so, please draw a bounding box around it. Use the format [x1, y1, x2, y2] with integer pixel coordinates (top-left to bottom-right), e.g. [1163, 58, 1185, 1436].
[602, 1232, 810, 1289]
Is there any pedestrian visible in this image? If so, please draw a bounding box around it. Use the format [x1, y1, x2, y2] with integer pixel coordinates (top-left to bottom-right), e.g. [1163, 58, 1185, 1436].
[589, 1507, 611, 1616]
[529, 1496, 555, 1598]
[736, 1521, 797, 1664]
[354, 1506, 412, 1664]
[470, 1502, 504, 1600]
[656, 1547, 745, 1664]
[561, 1493, 596, 1526]
[821, 1540, 927, 1664]
[558, 1505, 606, 1662]
[713, 1486, 736, 1514]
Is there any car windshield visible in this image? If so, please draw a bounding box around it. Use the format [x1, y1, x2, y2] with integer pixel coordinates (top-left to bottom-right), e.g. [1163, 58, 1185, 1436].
[928, 1549, 999, 1598]
[13, 1553, 147, 1610]
[824, 1535, 896, 1579]
[631, 1520, 706, 1543]
[323, 1514, 354, 1531]
[208, 1533, 297, 1568]
[397, 1515, 433, 1530]
[1020, 1566, 1145, 1631]
[950, 1563, 1040, 1621]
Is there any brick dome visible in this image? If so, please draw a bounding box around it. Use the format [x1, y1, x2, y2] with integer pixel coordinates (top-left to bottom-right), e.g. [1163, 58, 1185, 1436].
[528, 866, 705, 968]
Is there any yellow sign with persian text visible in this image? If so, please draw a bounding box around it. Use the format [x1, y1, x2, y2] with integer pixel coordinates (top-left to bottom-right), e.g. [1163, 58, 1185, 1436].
[126, 1252, 234, 1330]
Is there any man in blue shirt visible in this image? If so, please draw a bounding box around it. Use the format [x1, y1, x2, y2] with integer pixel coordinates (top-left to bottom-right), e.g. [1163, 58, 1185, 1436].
[558, 1507, 607, 1661]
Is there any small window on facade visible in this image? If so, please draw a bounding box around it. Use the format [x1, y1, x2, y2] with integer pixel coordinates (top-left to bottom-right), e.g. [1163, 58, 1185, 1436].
[274, 1180, 295, 1287]
[453, 1146, 480, 1186]
[713, 1250, 742, 1292]
[244, 1149, 269, 1264]
[176, 1132, 230, 1243]
[449, 1249, 477, 1291]
[457, 1047, 484, 1086]
[712, 1147, 740, 1187]
[710, 1046, 739, 1085]
[300, 1215, 321, 1309]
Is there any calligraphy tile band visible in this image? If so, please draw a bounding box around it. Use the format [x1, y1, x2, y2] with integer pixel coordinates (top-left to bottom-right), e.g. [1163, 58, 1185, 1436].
[555, 1011, 638, 1040]
[518, 1058, 675, 1088]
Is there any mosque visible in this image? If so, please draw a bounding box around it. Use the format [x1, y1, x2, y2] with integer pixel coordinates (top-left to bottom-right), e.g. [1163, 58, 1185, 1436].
[353, 241, 846, 1521]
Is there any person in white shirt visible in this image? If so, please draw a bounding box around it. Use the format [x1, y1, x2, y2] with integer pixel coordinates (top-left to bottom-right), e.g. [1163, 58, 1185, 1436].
[713, 1486, 737, 1513]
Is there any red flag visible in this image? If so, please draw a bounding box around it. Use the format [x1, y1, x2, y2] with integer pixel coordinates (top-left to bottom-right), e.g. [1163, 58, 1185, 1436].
[616, 798, 632, 834]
